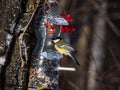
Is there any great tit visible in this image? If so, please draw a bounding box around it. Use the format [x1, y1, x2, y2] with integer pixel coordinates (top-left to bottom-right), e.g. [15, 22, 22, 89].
[52, 37, 80, 66]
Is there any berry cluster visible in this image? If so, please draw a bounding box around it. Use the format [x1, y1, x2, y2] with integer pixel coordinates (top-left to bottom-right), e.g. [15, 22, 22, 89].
[61, 14, 76, 34]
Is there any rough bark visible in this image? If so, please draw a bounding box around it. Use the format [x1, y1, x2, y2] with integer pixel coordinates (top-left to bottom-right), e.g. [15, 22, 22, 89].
[0, 0, 120, 90]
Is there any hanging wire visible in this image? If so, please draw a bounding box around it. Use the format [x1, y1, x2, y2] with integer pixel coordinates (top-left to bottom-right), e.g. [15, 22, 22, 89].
[58, 25, 62, 37]
[40, 16, 47, 53]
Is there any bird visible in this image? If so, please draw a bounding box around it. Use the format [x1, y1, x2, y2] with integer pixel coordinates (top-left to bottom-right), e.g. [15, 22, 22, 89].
[52, 37, 80, 66]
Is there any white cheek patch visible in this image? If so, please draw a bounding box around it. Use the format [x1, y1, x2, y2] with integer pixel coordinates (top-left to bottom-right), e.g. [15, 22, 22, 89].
[53, 39, 60, 43]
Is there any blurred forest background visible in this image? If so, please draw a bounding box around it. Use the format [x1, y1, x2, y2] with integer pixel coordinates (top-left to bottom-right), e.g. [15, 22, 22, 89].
[0, 0, 120, 90]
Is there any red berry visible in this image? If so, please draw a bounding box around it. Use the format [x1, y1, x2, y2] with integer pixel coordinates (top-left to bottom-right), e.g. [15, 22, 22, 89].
[69, 18, 73, 22]
[66, 14, 71, 18]
[71, 27, 76, 32]
[61, 27, 65, 32]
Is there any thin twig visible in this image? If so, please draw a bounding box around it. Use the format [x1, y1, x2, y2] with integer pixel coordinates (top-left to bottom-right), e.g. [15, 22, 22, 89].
[19, 0, 41, 67]
[19, 40, 24, 67]
[108, 46, 120, 71]
[106, 17, 120, 37]
[55, 0, 66, 14]
[19, 0, 41, 40]
[43, 0, 48, 14]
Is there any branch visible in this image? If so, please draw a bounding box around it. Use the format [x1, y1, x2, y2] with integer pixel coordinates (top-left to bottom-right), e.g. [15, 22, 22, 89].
[18, 0, 41, 67]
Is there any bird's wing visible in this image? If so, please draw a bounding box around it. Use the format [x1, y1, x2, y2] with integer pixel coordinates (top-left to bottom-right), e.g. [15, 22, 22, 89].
[68, 52, 80, 66]
[57, 39, 75, 51]
[60, 45, 74, 51]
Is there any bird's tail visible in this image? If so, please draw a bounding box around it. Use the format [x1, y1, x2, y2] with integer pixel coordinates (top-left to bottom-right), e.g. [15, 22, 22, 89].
[68, 52, 80, 66]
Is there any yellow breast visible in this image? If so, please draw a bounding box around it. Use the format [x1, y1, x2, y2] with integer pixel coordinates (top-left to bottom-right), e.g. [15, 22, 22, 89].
[55, 45, 69, 55]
